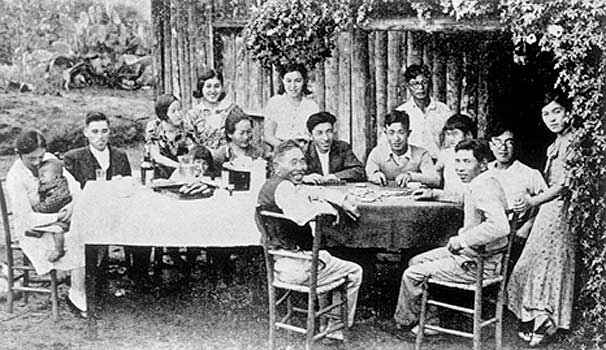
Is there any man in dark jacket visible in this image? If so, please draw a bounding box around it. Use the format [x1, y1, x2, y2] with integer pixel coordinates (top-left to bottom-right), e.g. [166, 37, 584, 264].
[63, 112, 132, 189]
[303, 112, 366, 184]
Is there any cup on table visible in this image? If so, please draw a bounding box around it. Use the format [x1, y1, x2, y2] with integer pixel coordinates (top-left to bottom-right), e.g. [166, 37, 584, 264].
[221, 169, 230, 188]
[95, 169, 106, 181]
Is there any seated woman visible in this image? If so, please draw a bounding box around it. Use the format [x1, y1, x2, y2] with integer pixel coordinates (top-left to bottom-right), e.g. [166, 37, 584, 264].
[212, 105, 266, 171]
[185, 69, 235, 150]
[263, 63, 320, 149]
[146, 94, 193, 179]
[6, 130, 87, 316]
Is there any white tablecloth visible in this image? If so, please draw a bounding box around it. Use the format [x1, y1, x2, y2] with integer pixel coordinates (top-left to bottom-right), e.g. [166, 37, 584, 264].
[70, 179, 260, 247]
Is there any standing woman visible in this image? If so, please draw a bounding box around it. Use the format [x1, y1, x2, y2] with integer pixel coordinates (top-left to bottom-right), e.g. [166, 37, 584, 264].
[146, 94, 193, 179]
[6, 130, 87, 315]
[263, 63, 319, 149]
[507, 90, 575, 346]
[185, 69, 234, 150]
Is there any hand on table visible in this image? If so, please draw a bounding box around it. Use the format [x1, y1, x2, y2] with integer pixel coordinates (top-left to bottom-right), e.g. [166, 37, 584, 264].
[369, 172, 387, 186]
[341, 197, 360, 222]
[412, 188, 434, 201]
[395, 172, 411, 188]
[303, 174, 340, 185]
[179, 180, 212, 195]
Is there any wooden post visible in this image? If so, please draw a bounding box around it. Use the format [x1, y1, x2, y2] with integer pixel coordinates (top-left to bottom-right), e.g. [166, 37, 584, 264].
[351, 30, 371, 161]
[387, 31, 401, 111]
[432, 34, 447, 103]
[337, 32, 352, 144]
[368, 34, 377, 143]
[446, 52, 462, 113]
[375, 31, 388, 142]
[221, 30, 236, 102]
[315, 62, 326, 111]
[151, 0, 163, 96]
[234, 31, 247, 107]
[162, 0, 172, 94]
[477, 44, 489, 138]
[187, 0, 199, 107]
[169, 0, 180, 98]
[407, 31, 423, 66]
[324, 47, 339, 125]
[176, 1, 189, 106]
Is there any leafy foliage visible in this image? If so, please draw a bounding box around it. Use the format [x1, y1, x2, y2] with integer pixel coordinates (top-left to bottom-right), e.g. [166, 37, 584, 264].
[243, 0, 372, 70]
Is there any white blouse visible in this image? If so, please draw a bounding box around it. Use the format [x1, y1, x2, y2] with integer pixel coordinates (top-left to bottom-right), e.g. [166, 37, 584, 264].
[264, 94, 319, 140]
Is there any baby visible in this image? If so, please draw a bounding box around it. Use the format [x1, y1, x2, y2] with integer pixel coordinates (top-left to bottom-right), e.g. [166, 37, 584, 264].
[31, 159, 72, 262]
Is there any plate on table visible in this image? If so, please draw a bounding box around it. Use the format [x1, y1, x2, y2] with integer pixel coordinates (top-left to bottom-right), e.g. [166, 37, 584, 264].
[151, 180, 214, 200]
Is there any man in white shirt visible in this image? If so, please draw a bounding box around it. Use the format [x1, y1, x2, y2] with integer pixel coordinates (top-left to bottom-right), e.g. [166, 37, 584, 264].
[396, 64, 452, 160]
[486, 123, 547, 267]
[63, 112, 132, 189]
[257, 140, 363, 339]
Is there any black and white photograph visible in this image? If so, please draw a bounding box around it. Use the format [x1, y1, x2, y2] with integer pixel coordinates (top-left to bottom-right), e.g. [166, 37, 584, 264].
[1, 0, 604, 349]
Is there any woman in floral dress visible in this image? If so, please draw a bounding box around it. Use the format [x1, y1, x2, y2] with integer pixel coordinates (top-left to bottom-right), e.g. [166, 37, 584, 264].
[185, 69, 235, 150]
[146, 94, 193, 179]
[507, 90, 575, 347]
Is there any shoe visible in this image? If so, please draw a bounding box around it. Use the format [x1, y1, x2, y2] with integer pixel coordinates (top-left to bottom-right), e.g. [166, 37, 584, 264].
[411, 324, 439, 336]
[65, 296, 87, 319]
[528, 318, 556, 347]
[518, 331, 532, 342]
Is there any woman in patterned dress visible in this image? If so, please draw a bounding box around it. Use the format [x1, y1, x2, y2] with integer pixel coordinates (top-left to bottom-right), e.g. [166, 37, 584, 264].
[185, 69, 235, 150]
[146, 94, 193, 179]
[263, 63, 319, 149]
[507, 90, 575, 346]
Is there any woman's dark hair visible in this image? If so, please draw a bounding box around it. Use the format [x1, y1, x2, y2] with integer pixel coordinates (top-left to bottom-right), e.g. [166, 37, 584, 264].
[14, 130, 46, 155]
[224, 106, 252, 141]
[384, 110, 410, 129]
[155, 94, 179, 121]
[189, 145, 216, 176]
[443, 114, 477, 138]
[192, 69, 226, 101]
[277, 63, 312, 95]
[542, 89, 572, 111]
[454, 139, 493, 163]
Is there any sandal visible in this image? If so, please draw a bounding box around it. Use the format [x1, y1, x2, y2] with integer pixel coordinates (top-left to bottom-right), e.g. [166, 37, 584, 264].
[529, 317, 556, 347]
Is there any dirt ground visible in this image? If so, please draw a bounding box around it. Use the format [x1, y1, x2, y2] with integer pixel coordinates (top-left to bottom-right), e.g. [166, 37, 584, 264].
[0, 89, 578, 350]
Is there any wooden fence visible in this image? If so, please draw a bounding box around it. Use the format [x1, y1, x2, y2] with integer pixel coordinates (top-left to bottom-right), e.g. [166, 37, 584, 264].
[152, 0, 513, 161]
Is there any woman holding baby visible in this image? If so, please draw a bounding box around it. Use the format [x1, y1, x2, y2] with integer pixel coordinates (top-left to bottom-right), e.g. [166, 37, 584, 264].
[5, 130, 87, 316]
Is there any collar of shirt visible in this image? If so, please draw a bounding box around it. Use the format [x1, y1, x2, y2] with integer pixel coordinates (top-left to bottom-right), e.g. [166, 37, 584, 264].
[385, 145, 412, 165]
[89, 145, 110, 170]
[404, 97, 439, 114]
[315, 145, 331, 176]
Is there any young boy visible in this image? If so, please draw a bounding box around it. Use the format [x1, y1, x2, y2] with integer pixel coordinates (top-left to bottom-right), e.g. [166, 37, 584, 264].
[30, 159, 72, 262]
[436, 114, 477, 197]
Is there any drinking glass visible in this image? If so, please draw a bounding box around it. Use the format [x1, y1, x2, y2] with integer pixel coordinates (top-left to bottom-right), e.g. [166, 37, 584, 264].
[95, 169, 106, 181]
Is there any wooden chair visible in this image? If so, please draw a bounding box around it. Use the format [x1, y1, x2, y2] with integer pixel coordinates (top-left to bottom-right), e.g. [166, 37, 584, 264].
[0, 178, 59, 320]
[414, 210, 519, 350]
[255, 208, 348, 350]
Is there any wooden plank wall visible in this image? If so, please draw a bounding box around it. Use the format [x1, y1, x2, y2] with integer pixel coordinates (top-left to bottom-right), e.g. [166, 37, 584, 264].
[152, 2, 508, 161]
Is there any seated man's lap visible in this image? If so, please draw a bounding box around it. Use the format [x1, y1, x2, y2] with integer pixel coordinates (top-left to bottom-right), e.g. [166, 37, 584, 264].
[404, 247, 476, 284]
[274, 250, 360, 285]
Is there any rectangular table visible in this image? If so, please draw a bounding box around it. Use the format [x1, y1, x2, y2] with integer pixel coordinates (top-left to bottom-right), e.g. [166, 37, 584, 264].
[71, 179, 462, 335]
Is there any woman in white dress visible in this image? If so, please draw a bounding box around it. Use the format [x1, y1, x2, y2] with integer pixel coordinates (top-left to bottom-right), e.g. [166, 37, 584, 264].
[263, 63, 320, 149]
[6, 130, 87, 315]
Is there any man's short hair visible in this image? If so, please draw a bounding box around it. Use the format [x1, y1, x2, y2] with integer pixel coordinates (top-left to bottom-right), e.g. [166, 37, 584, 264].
[273, 140, 301, 162]
[384, 110, 410, 130]
[404, 64, 431, 83]
[454, 139, 493, 163]
[38, 158, 63, 176]
[306, 112, 336, 133]
[443, 114, 477, 138]
[486, 121, 515, 140]
[85, 111, 109, 126]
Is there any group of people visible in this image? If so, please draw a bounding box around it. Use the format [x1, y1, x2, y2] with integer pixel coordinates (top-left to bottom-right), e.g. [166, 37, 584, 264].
[5, 61, 575, 346]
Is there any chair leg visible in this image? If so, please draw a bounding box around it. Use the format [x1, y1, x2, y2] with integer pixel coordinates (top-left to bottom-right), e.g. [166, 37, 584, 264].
[49, 270, 59, 321]
[22, 259, 30, 304]
[305, 291, 316, 350]
[341, 284, 349, 347]
[415, 280, 429, 350]
[473, 287, 483, 350]
[6, 260, 14, 313]
[268, 285, 276, 350]
[495, 286, 505, 350]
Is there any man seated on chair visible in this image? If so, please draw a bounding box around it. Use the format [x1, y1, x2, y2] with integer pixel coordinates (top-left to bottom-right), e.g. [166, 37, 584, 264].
[257, 140, 363, 338]
[302, 111, 366, 184]
[485, 123, 547, 270]
[392, 139, 509, 336]
[366, 110, 441, 188]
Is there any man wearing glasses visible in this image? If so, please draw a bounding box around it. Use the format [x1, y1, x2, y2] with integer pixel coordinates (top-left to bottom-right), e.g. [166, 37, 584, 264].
[486, 123, 547, 268]
[396, 64, 452, 160]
